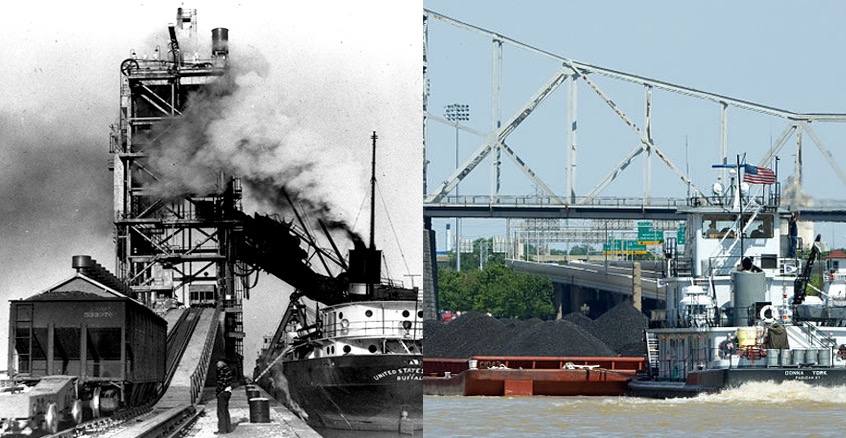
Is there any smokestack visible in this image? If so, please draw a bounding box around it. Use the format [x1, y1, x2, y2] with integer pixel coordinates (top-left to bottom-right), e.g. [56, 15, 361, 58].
[72, 255, 93, 271]
[212, 27, 229, 65]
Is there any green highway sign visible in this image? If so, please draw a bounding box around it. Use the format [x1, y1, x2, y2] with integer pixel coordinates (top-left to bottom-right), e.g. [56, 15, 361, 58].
[603, 239, 648, 255]
[637, 229, 664, 245]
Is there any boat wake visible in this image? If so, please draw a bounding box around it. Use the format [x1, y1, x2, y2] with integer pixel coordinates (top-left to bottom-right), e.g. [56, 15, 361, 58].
[614, 381, 846, 405]
[587, 381, 846, 409]
[693, 381, 846, 404]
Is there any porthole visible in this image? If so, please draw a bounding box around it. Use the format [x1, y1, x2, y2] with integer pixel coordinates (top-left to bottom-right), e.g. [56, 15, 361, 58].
[368, 345, 377, 353]
[402, 310, 410, 318]
[343, 345, 351, 354]
[365, 310, 373, 317]
[339, 312, 344, 319]
[418, 310, 423, 318]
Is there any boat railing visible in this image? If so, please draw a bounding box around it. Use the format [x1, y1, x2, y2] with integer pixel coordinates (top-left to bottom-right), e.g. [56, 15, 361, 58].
[669, 257, 694, 277]
[689, 193, 778, 209]
[702, 255, 798, 277]
[325, 317, 422, 340]
[658, 357, 689, 381]
[703, 256, 742, 277]
[795, 322, 838, 350]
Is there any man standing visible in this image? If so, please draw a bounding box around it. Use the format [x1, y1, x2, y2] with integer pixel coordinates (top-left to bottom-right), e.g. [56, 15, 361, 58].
[788, 212, 799, 258]
[216, 360, 233, 434]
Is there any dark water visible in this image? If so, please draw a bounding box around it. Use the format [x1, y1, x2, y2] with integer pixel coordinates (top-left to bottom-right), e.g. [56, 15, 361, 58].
[314, 427, 419, 437]
[424, 382, 846, 437]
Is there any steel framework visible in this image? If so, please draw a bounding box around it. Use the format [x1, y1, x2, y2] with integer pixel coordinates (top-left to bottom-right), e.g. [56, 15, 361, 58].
[423, 9, 846, 211]
[110, 10, 246, 362]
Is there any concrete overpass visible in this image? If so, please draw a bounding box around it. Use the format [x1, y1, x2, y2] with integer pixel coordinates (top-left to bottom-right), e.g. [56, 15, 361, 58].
[505, 259, 668, 318]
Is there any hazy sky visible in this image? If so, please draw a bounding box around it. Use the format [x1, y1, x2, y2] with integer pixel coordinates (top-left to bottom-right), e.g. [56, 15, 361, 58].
[424, 1, 846, 249]
[0, 0, 422, 371]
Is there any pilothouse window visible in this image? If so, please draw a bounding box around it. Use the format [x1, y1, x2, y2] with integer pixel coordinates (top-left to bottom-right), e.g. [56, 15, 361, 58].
[702, 214, 772, 239]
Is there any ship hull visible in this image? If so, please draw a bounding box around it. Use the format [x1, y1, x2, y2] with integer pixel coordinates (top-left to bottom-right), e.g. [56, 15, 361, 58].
[629, 367, 846, 398]
[280, 353, 422, 431]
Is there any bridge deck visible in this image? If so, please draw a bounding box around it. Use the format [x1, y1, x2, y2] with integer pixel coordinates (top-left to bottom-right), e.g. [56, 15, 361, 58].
[506, 259, 664, 301]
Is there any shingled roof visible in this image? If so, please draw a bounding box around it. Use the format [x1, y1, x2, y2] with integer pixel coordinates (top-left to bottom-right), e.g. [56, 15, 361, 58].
[24, 274, 129, 301]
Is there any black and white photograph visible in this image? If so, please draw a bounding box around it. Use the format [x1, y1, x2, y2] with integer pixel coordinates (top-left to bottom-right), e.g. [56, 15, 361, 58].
[1, 1, 422, 436]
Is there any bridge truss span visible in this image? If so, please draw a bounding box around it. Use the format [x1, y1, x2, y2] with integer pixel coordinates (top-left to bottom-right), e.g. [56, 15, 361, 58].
[423, 9, 846, 216]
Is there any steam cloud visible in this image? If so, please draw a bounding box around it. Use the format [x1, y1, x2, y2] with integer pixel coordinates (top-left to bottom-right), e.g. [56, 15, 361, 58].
[781, 175, 814, 210]
[141, 54, 368, 244]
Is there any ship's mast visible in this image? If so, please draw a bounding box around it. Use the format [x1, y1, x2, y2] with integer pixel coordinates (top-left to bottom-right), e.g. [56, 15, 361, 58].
[370, 131, 377, 250]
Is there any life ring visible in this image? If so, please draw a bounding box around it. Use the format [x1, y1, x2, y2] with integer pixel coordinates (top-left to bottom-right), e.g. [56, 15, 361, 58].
[759, 304, 778, 324]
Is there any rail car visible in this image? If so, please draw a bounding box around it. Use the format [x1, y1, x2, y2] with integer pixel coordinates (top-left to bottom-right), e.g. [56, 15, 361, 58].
[2, 265, 166, 433]
[187, 284, 217, 308]
[0, 376, 80, 434]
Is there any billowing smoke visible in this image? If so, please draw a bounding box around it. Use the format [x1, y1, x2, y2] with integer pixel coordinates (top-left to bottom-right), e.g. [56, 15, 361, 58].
[242, 177, 366, 251]
[781, 175, 814, 210]
[141, 53, 368, 245]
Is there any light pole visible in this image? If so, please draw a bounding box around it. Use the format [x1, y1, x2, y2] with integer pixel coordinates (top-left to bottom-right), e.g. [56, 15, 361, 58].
[445, 103, 469, 271]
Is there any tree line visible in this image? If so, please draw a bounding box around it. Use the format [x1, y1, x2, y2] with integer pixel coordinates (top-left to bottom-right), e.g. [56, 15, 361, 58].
[438, 238, 554, 319]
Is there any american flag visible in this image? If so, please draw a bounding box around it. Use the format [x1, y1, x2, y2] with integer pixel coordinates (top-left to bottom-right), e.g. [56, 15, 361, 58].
[743, 164, 776, 185]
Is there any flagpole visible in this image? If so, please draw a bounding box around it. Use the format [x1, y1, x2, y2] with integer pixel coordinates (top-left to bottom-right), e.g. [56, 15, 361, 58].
[774, 156, 780, 206]
[737, 154, 744, 258]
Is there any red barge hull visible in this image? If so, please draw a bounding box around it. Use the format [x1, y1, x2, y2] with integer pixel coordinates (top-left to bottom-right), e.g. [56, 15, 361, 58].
[424, 356, 646, 396]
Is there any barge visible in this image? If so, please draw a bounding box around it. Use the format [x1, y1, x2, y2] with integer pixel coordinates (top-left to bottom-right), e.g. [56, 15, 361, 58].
[424, 356, 645, 396]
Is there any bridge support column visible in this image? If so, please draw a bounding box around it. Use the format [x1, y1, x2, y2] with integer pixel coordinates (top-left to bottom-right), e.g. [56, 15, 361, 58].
[633, 262, 642, 311]
[553, 283, 565, 319]
[557, 283, 589, 318]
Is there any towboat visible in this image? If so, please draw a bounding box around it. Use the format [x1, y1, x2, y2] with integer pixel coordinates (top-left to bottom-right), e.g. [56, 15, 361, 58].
[628, 162, 846, 397]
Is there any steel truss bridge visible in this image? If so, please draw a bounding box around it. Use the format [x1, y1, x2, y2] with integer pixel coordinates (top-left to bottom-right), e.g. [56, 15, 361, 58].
[423, 9, 846, 223]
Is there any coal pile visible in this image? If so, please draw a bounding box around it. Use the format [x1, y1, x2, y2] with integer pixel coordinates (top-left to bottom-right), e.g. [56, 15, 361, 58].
[424, 312, 513, 358]
[562, 312, 595, 332]
[498, 320, 615, 357]
[499, 317, 543, 330]
[425, 302, 648, 358]
[592, 301, 649, 355]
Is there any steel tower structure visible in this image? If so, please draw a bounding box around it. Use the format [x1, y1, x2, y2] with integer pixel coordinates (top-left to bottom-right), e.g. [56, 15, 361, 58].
[109, 9, 246, 367]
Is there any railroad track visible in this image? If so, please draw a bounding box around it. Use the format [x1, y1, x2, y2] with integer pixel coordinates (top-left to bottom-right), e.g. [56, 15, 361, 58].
[42, 404, 201, 438]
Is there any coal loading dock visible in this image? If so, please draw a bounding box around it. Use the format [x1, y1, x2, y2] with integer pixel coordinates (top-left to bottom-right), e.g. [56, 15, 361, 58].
[3, 256, 312, 435]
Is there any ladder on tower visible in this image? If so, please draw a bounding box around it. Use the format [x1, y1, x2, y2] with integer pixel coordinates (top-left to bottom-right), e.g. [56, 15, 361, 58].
[645, 330, 660, 377]
[709, 203, 764, 274]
